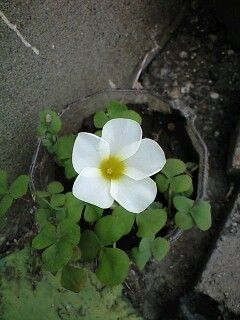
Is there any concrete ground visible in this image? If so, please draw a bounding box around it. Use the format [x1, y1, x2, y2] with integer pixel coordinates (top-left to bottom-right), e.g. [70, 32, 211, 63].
[0, 0, 184, 178]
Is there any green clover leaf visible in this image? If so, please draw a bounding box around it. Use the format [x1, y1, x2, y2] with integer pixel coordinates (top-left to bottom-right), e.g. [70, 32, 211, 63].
[32, 223, 57, 249]
[112, 205, 135, 235]
[96, 247, 129, 286]
[132, 236, 170, 270]
[32, 219, 81, 273]
[39, 110, 61, 135]
[80, 230, 101, 261]
[84, 204, 103, 223]
[173, 195, 194, 212]
[63, 159, 77, 179]
[35, 208, 51, 226]
[151, 237, 170, 261]
[148, 201, 163, 210]
[61, 265, 87, 293]
[155, 174, 169, 193]
[175, 211, 194, 230]
[47, 181, 64, 194]
[0, 195, 13, 218]
[57, 219, 80, 246]
[106, 101, 128, 118]
[94, 214, 128, 246]
[131, 247, 151, 271]
[161, 159, 186, 178]
[50, 193, 65, 208]
[93, 101, 142, 129]
[190, 200, 211, 231]
[94, 111, 109, 129]
[42, 241, 73, 274]
[94, 130, 102, 137]
[71, 246, 81, 262]
[170, 175, 192, 193]
[9, 175, 29, 199]
[136, 208, 167, 238]
[173, 196, 211, 231]
[54, 135, 75, 161]
[131, 237, 153, 270]
[122, 110, 142, 124]
[65, 192, 84, 222]
[156, 159, 193, 196]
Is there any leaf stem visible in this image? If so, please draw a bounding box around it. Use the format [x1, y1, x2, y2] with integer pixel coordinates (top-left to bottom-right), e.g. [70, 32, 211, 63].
[168, 188, 172, 217]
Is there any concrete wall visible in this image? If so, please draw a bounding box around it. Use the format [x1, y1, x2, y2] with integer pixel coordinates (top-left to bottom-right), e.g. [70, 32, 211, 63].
[0, 0, 184, 177]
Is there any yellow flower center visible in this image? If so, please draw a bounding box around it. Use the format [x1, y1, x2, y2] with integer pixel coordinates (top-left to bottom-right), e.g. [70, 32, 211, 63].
[99, 156, 125, 180]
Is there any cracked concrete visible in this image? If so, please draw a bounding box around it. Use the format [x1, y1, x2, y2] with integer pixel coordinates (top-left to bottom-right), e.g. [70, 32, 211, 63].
[0, 0, 184, 178]
[197, 193, 240, 315]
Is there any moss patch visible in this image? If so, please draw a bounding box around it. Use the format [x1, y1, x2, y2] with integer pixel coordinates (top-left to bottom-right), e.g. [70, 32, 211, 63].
[0, 247, 141, 320]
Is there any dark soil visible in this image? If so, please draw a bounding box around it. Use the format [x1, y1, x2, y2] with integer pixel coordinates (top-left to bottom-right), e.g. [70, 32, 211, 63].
[128, 1, 240, 319]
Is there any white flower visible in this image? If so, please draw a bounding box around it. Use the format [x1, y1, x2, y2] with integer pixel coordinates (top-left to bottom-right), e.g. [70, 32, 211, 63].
[72, 118, 166, 213]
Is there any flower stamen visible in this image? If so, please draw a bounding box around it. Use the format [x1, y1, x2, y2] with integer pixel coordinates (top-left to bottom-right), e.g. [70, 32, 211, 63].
[99, 156, 125, 180]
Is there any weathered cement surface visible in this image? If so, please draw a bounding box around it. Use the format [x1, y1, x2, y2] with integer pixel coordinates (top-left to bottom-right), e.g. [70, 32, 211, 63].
[228, 121, 240, 175]
[197, 193, 240, 315]
[139, 2, 239, 318]
[0, 0, 184, 177]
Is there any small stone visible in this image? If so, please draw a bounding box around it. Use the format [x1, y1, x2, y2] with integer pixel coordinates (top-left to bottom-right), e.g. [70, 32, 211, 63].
[181, 82, 194, 94]
[169, 87, 181, 99]
[181, 87, 189, 94]
[210, 92, 219, 99]
[191, 52, 197, 59]
[214, 131, 220, 137]
[179, 51, 188, 59]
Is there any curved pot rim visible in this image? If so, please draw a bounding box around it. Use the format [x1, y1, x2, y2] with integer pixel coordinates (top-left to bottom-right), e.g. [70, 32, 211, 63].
[29, 89, 209, 244]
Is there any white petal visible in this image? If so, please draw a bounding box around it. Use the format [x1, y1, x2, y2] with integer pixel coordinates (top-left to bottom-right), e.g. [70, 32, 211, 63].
[101, 118, 142, 160]
[110, 176, 157, 213]
[73, 168, 114, 208]
[125, 138, 166, 180]
[72, 132, 109, 174]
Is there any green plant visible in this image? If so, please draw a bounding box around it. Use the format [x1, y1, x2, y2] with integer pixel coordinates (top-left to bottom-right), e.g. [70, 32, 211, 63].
[94, 100, 142, 131]
[173, 195, 211, 231]
[32, 101, 212, 292]
[0, 170, 29, 223]
[36, 110, 76, 179]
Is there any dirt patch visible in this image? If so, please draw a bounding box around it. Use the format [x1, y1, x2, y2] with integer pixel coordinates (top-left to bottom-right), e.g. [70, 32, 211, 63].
[136, 1, 240, 318]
